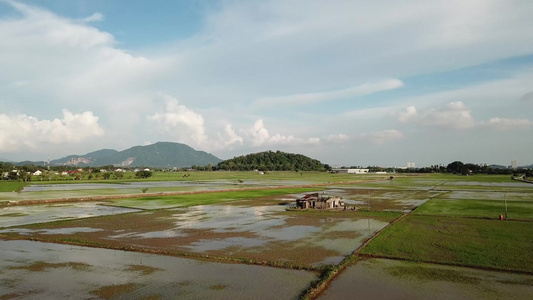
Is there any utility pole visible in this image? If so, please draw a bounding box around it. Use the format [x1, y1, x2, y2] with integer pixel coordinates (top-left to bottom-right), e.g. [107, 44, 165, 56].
[504, 193, 508, 220]
[368, 190, 371, 211]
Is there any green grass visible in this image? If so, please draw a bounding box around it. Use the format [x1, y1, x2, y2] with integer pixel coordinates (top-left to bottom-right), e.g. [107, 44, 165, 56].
[385, 264, 481, 284]
[416, 199, 533, 220]
[112, 187, 326, 208]
[149, 171, 380, 183]
[0, 181, 26, 192]
[24, 171, 386, 185]
[360, 215, 533, 273]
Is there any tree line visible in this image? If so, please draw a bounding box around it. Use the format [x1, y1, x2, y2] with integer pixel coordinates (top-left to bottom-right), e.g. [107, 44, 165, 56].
[396, 161, 532, 177]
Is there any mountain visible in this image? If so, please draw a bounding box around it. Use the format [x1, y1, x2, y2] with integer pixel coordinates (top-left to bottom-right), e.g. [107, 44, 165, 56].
[50, 142, 221, 168]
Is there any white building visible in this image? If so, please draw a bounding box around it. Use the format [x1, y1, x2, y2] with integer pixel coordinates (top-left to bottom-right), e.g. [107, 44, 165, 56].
[331, 168, 369, 174]
[511, 160, 518, 170]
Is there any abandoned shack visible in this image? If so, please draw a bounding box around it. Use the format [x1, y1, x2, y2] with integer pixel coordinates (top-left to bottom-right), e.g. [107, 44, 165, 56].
[296, 193, 343, 209]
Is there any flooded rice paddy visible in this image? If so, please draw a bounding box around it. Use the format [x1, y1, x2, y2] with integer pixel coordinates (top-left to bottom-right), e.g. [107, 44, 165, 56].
[2, 177, 532, 299]
[0, 240, 317, 299]
[326, 188, 445, 212]
[0, 202, 139, 228]
[21, 179, 313, 192]
[1, 202, 393, 267]
[320, 258, 533, 300]
[1, 180, 309, 202]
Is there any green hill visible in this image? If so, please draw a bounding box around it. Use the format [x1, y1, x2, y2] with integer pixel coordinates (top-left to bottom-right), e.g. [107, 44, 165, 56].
[217, 150, 328, 171]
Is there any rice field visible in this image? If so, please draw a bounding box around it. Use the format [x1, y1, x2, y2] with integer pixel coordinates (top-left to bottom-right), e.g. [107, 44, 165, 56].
[1, 172, 532, 299]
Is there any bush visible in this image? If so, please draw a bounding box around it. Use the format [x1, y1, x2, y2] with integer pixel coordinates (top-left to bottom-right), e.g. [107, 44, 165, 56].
[135, 170, 152, 179]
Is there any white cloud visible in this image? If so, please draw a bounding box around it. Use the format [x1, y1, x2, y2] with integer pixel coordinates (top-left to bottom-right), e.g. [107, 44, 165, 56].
[325, 134, 350, 144]
[244, 119, 320, 147]
[396, 106, 417, 124]
[420, 101, 475, 130]
[215, 124, 244, 148]
[253, 79, 403, 108]
[480, 118, 533, 130]
[396, 101, 533, 132]
[149, 95, 208, 147]
[0, 110, 104, 151]
[396, 101, 475, 130]
[357, 129, 404, 145]
[82, 12, 104, 23]
[0, 0, 165, 113]
[1, 0, 533, 165]
[246, 119, 271, 147]
[176, 0, 533, 100]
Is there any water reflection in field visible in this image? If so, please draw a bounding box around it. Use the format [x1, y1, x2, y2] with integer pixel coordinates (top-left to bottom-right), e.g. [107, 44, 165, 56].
[0, 240, 317, 300]
[0, 203, 139, 228]
[167, 205, 390, 265]
[320, 258, 533, 300]
[1, 202, 393, 267]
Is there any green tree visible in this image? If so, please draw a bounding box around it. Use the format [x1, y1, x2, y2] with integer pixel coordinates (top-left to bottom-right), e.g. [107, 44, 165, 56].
[135, 170, 152, 179]
[446, 161, 464, 174]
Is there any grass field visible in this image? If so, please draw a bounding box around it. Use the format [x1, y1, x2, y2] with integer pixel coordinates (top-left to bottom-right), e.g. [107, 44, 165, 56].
[415, 199, 533, 220]
[0, 181, 25, 192]
[360, 215, 533, 273]
[112, 186, 325, 208]
[23, 171, 385, 184]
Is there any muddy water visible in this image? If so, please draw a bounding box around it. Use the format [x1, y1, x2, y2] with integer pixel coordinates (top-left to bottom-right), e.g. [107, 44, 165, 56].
[327, 189, 444, 212]
[0, 202, 139, 228]
[3, 202, 393, 266]
[0, 239, 317, 300]
[320, 258, 533, 300]
[162, 205, 391, 266]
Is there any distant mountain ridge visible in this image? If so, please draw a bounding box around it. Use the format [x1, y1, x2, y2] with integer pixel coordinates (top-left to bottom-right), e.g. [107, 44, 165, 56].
[46, 142, 221, 168]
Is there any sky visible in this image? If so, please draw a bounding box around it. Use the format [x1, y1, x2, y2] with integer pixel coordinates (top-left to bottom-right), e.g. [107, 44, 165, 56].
[1, 0, 532, 167]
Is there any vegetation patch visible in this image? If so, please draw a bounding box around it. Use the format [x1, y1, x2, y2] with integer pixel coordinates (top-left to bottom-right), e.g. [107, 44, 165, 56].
[283, 209, 401, 222]
[385, 265, 481, 284]
[90, 283, 138, 299]
[299, 255, 359, 300]
[0, 293, 22, 299]
[360, 215, 533, 273]
[124, 264, 162, 276]
[112, 187, 325, 209]
[9, 261, 90, 272]
[415, 199, 533, 220]
[496, 278, 533, 286]
[0, 213, 27, 218]
[0, 182, 26, 192]
[209, 284, 227, 290]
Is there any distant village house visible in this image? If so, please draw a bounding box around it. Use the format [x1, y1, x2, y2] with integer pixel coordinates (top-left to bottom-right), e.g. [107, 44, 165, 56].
[296, 193, 344, 209]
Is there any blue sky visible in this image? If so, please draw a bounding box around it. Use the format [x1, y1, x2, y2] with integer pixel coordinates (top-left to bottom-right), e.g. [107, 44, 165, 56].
[1, 0, 532, 167]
